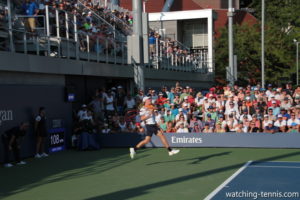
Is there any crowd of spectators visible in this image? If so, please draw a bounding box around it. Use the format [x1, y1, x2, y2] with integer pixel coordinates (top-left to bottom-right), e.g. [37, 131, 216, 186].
[74, 82, 300, 135]
[0, 2, 8, 50]
[148, 31, 207, 69]
[17, 0, 130, 55]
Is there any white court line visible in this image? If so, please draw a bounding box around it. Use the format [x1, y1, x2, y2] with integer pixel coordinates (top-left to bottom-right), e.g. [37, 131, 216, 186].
[249, 165, 300, 169]
[252, 161, 300, 163]
[203, 161, 252, 200]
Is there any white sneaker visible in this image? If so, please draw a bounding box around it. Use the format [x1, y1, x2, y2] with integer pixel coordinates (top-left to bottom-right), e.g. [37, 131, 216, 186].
[17, 161, 26, 165]
[169, 149, 180, 156]
[35, 153, 41, 158]
[129, 148, 136, 159]
[41, 153, 49, 157]
[4, 163, 13, 168]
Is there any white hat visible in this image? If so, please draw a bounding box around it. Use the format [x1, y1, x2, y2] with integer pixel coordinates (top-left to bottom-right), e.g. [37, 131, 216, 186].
[246, 96, 251, 100]
[179, 108, 183, 112]
[183, 103, 188, 107]
[278, 114, 283, 118]
[82, 104, 87, 108]
[117, 86, 122, 89]
[143, 96, 151, 102]
[184, 96, 188, 99]
[272, 100, 276, 104]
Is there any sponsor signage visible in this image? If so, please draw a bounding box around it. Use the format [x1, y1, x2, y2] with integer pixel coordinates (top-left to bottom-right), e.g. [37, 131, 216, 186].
[49, 128, 65, 153]
[99, 133, 300, 148]
[0, 109, 13, 127]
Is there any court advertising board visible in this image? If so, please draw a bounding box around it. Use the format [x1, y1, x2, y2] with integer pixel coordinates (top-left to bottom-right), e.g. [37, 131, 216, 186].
[99, 132, 300, 148]
[49, 128, 65, 153]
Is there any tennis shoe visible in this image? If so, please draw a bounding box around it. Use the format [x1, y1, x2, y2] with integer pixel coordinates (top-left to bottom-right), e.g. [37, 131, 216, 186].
[169, 149, 180, 156]
[129, 148, 136, 159]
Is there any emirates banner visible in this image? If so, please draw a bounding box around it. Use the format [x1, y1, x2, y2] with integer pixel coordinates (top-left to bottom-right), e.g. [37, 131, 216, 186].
[99, 132, 300, 148]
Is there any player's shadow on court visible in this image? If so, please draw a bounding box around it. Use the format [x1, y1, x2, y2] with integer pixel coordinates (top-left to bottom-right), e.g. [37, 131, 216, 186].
[146, 151, 231, 166]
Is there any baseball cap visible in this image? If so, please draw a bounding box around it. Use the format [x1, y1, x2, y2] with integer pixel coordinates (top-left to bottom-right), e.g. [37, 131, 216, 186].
[208, 105, 214, 109]
[278, 114, 283, 118]
[207, 113, 211, 118]
[179, 108, 183, 112]
[82, 104, 87, 108]
[143, 96, 151, 102]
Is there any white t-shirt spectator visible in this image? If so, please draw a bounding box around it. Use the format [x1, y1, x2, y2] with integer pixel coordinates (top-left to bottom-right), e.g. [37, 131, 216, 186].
[287, 118, 300, 126]
[176, 127, 189, 133]
[226, 119, 238, 131]
[263, 120, 273, 128]
[105, 96, 114, 111]
[77, 109, 87, 121]
[125, 98, 136, 109]
[274, 120, 287, 128]
[239, 114, 252, 122]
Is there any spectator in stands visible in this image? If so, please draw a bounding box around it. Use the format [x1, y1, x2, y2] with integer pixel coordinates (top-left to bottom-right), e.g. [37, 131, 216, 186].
[159, 117, 167, 133]
[35, 107, 48, 158]
[149, 32, 156, 56]
[214, 122, 226, 133]
[102, 123, 111, 134]
[176, 123, 189, 133]
[104, 90, 116, 117]
[2, 122, 29, 167]
[289, 123, 299, 133]
[25, 0, 39, 36]
[249, 121, 260, 133]
[124, 93, 136, 112]
[202, 122, 213, 133]
[264, 121, 278, 134]
[77, 104, 88, 121]
[89, 95, 104, 123]
[274, 114, 287, 132]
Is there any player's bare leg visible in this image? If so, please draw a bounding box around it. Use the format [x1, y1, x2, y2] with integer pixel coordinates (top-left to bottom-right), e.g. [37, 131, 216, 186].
[136, 136, 151, 149]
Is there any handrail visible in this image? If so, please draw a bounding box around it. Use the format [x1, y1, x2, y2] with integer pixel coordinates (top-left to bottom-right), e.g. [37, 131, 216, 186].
[15, 15, 46, 34]
[78, 0, 132, 36]
[77, 0, 123, 38]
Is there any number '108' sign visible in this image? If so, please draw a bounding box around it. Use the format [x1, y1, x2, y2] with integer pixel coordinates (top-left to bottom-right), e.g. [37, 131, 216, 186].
[49, 128, 65, 153]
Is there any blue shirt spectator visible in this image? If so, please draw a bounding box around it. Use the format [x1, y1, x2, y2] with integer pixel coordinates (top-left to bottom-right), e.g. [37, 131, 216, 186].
[26, 1, 38, 16]
[149, 35, 156, 45]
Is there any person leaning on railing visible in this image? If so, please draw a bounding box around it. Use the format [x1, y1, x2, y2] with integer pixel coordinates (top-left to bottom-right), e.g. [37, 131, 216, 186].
[24, 0, 39, 36]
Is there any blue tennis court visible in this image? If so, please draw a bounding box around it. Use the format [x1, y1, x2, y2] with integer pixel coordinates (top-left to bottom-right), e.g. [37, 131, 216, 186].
[205, 161, 300, 200]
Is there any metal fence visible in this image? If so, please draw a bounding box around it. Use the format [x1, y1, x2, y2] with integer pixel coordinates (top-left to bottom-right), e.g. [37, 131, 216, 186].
[1, 2, 213, 74]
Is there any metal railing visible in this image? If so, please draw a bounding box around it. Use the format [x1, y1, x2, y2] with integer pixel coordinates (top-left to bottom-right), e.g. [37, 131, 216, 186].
[91, 0, 133, 35]
[77, 0, 128, 39]
[146, 39, 212, 73]
[10, 27, 127, 64]
[0, 1, 214, 74]
[15, 15, 46, 35]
